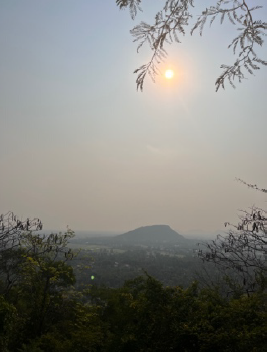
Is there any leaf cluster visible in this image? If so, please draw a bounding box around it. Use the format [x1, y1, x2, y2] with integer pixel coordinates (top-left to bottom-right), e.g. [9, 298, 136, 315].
[116, 0, 267, 91]
[116, 0, 142, 20]
[0, 212, 77, 296]
[130, 0, 194, 90]
[86, 274, 266, 352]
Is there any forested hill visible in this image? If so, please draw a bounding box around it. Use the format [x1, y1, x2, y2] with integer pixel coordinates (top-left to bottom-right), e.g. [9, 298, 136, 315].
[115, 225, 186, 244]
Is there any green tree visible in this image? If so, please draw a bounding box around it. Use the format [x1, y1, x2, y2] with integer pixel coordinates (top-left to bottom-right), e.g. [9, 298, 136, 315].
[87, 273, 266, 351]
[0, 295, 17, 352]
[0, 221, 78, 350]
[16, 257, 75, 337]
[116, 0, 267, 91]
[19, 301, 106, 352]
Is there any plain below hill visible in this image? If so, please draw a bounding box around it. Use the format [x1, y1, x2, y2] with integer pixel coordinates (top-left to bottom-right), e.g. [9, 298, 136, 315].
[115, 225, 188, 245]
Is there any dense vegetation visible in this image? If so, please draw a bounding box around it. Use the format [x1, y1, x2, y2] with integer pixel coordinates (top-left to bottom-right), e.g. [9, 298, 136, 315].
[0, 212, 266, 351]
[70, 244, 221, 290]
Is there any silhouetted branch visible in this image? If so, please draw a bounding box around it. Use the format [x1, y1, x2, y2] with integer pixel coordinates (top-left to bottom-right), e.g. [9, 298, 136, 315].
[117, 0, 266, 91]
[0, 211, 43, 251]
[197, 183, 266, 294]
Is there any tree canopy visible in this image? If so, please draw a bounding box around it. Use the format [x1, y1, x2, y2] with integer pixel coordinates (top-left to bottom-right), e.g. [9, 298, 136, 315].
[0, 209, 266, 351]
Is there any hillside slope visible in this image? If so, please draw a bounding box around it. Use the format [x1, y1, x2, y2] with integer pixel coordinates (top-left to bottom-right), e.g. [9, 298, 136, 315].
[115, 225, 186, 244]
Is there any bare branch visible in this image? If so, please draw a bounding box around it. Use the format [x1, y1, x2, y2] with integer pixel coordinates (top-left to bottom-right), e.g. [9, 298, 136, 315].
[236, 178, 267, 193]
[197, 184, 266, 293]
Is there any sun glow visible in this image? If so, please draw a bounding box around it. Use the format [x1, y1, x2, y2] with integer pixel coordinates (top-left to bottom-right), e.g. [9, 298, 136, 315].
[165, 69, 174, 79]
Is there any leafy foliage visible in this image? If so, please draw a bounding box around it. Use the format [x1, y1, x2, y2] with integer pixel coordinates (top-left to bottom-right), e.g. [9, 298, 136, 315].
[0, 296, 16, 352]
[191, 1, 267, 91]
[130, 0, 194, 90]
[116, 0, 267, 91]
[0, 211, 77, 295]
[0, 210, 266, 351]
[87, 274, 266, 351]
[116, 0, 142, 20]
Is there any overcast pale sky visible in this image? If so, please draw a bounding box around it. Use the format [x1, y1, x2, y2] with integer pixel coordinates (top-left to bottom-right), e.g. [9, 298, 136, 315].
[0, 1, 267, 235]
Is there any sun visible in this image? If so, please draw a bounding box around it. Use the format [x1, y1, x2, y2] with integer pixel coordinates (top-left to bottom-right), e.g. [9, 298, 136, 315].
[165, 69, 174, 79]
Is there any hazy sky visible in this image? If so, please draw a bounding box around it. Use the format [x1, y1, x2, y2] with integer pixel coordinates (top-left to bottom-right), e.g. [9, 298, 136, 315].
[0, 1, 267, 235]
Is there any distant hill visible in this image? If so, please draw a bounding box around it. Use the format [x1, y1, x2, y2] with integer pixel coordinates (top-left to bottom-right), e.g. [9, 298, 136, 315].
[115, 225, 186, 244]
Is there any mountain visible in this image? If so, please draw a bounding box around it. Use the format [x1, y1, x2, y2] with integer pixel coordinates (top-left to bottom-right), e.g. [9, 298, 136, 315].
[115, 225, 186, 244]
